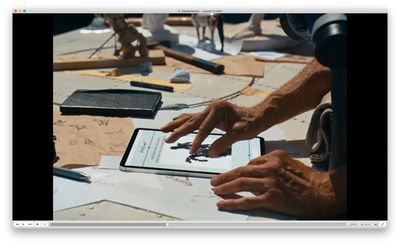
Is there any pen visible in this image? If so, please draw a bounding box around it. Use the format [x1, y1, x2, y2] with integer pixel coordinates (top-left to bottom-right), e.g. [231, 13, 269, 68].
[53, 166, 91, 183]
[130, 81, 174, 92]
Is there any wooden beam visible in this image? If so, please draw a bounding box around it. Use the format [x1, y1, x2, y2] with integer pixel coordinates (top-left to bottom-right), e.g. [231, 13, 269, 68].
[53, 49, 165, 71]
[255, 56, 313, 64]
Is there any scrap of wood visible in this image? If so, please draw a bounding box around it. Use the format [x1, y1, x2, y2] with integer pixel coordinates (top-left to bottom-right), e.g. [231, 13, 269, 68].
[126, 16, 193, 26]
[53, 49, 165, 71]
[255, 55, 313, 64]
[211, 55, 265, 77]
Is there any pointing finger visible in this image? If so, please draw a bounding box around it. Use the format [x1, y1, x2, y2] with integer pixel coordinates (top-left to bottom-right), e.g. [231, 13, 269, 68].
[190, 110, 218, 154]
[208, 133, 239, 157]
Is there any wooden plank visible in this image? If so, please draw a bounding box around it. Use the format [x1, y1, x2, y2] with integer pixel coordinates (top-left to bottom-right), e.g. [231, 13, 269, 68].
[255, 55, 313, 64]
[53, 49, 165, 71]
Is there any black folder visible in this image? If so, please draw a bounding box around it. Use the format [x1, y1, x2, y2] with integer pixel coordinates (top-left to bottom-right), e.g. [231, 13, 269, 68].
[60, 89, 162, 118]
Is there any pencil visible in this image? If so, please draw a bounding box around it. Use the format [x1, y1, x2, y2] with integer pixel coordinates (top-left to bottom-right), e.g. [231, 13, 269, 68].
[53, 166, 91, 183]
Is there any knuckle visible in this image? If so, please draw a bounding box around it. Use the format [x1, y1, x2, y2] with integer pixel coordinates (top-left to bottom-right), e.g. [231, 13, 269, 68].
[211, 99, 224, 107]
[236, 122, 249, 132]
[262, 163, 280, 175]
[262, 181, 271, 191]
[236, 177, 247, 186]
[256, 177, 268, 186]
[242, 165, 252, 173]
[263, 177, 278, 187]
[248, 157, 264, 165]
[271, 149, 288, 157]
[253, 178, 266, 189]
[186, 117, 198, 126]
[212, 99, 232, 110]
[242, 197, 255, 208]
[248, 159, 257, 165]
[236, 166, 245, 178]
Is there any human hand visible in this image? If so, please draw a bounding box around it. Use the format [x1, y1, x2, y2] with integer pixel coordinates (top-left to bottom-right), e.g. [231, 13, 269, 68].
[211, 150, 346, 218]
[160, 100, 267, 157]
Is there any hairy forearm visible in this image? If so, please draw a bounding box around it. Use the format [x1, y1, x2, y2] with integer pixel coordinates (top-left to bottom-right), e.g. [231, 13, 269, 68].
[253, 59, 331, 129]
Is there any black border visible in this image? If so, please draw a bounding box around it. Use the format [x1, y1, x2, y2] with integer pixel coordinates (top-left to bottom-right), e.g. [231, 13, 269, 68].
[120, 128, 265, 175]
[346, 14, 388, 220]
[12, 14, 53, 220]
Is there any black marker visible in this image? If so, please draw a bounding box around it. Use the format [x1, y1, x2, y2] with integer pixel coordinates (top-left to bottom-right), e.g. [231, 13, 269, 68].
[130, 81, 174, 92]
[53, 166, 91, 183]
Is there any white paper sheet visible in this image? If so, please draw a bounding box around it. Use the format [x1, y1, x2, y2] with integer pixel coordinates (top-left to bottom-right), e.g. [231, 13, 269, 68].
[246, 51, 287, 60]
[53, 167, 162, 211]
[171, 35, 243, 61]
[99, 156, 122, 170]
[108, 176, 250, 221]
[53, 166, 251, 220]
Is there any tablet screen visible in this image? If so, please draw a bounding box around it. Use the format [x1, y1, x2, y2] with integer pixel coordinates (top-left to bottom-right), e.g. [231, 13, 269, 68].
[123, 129, 263, 174]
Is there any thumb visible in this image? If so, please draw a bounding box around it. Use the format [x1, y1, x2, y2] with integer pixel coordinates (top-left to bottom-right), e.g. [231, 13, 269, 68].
[208, 133, 240, 158]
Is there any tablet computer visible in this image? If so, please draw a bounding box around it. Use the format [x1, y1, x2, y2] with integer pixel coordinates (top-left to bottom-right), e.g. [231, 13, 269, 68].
[120, 128, 265, 178]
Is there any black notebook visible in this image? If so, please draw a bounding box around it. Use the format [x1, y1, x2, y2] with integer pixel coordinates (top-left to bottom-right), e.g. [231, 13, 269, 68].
[60, 89, 162, 118]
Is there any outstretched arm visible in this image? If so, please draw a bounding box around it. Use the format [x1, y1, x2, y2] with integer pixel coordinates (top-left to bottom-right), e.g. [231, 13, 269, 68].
[254, 58, 331, 130]
[161, 59, 331, 156]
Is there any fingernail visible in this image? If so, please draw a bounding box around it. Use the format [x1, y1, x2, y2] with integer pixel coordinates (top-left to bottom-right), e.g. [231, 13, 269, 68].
[210, 177, 216, 186]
